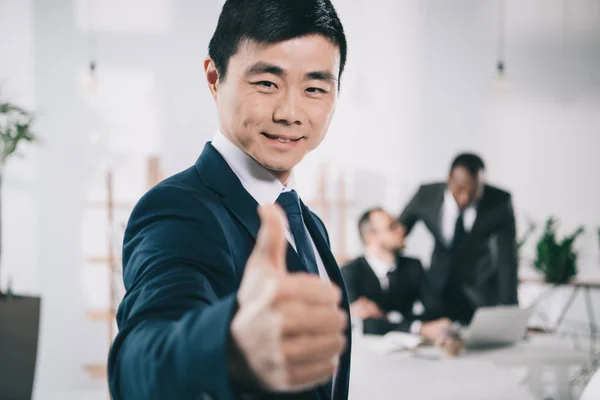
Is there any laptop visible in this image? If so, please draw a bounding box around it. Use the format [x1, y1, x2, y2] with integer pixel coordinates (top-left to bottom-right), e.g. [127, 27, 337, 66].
[460, 305, 534, 349]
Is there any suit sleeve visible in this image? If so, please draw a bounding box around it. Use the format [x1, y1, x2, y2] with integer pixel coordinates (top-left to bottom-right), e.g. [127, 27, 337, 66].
[108, 186, 240, 400]
[344, 260, 423, 335]
[412, 259, 444, 321]
[496, 196, 519, 305]
[393, 319, 416, 333]
[394, 259, 442, 333]
[398, 186, 423, 235]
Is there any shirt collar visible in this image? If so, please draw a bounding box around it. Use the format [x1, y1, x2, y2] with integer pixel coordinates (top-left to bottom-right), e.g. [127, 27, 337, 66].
[211, 130, 296, 205]
[444, 187, 479, 213]
[364, 252, 396, 279]
[444, 188, 458, 212]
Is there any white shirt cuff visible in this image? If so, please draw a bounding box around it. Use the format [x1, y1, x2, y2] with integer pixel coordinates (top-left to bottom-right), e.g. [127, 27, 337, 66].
[410, 320, 422, 335]
[387, 311, 402, 323]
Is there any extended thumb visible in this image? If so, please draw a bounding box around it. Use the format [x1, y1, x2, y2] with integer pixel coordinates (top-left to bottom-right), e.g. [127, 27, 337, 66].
[251, 204, 287, 273]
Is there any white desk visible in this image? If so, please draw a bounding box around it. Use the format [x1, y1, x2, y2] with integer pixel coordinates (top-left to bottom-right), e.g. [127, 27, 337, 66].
[32, 335, 589, 400]
[474, 334, 590, 399]
[350, 334, 588, 400]
[33, 388, 110, 400]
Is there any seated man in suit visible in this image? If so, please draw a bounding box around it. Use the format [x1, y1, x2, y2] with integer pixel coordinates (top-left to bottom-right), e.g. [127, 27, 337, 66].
[342, 208, 451, 342]
[399, 153, 518, 325]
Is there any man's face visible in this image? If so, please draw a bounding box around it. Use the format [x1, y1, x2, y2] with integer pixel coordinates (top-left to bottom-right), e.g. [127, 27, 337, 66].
[366, 210, 405, 252]
[204, 34, 340, 182]
[448, 166, 482, 209]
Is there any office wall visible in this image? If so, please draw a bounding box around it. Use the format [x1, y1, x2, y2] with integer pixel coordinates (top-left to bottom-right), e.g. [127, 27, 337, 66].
[0, 0, 598, 393]
[316, 0, 600, 273]
[0, 0, 38, 297]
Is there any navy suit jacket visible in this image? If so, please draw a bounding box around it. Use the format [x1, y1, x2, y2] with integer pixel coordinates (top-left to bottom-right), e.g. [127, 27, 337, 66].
[107, 143, 352, 400]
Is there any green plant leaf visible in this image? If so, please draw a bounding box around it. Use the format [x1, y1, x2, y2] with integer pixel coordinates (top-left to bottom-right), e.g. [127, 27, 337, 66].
[533, 216, 584, 284]
[0, 99, 36, 165]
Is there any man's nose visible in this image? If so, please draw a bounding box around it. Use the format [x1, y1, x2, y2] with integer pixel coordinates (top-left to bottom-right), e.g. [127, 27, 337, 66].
[273, 92, 303, 126]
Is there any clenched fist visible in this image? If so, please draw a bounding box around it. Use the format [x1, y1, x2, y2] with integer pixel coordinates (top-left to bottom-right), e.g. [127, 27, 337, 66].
[230, 205, 347, 392]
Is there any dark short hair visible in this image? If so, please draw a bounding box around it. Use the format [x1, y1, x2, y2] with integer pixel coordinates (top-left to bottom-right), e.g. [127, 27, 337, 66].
[209, 0, 347, 88]
[450, 153, 485, 178]
[358, 207, 384, 243]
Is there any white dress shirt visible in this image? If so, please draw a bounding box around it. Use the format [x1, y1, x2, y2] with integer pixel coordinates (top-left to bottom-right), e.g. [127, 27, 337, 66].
[213, 130, 337, 398]
[364, 252, 422, 335]
[364, 254, 395, 291]
[441, 189, 478, 246]
[211, 130, 330, 282]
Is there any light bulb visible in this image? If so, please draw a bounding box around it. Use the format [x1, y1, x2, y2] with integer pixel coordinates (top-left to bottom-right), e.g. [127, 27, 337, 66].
[85, 60, 100, 96]
[493, 59, 511, 92]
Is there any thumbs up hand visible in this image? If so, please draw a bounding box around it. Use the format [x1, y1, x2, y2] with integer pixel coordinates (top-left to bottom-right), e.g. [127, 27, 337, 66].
[230, 205, 347, 393]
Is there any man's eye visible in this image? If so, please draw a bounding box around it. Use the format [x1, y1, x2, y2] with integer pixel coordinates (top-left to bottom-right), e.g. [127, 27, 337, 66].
[254, 81, 277, 88]
[307, 87, 327, 93]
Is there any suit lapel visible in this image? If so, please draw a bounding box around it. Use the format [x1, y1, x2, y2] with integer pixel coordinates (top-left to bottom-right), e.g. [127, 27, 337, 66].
[301, 202, 352, 400]
[430, 185, 446, 244]
[196, 144, 348, 397]
[301, 204, 345, 289]
[300, 201, 351, 315]
[195, 143, 307, 274]
[357, 257, 386, 301]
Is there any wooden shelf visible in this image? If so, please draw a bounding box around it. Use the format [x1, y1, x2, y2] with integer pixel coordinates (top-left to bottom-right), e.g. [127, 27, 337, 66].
[82, 160, 164, 380]
[84, 200, 135, 209]
[520, 276, 600, 289]
[84, 363, 107, 379]
[86, 256, 122, 264]
[87, 310, 116, 321]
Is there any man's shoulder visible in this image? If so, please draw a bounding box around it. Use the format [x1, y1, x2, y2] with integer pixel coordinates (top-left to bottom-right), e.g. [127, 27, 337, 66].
[396, 255, 423, 273]
[131, 165, 222, 223]
[483, 184, 512, 204]
[398, 255, 422, 266]
[342, 256, 368, 272]
[485, 184, 511, 197]
[418, 182, 446, 196]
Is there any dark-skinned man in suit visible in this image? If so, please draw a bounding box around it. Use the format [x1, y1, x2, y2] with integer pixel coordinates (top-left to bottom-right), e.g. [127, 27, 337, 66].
[399, 153, 518, 325]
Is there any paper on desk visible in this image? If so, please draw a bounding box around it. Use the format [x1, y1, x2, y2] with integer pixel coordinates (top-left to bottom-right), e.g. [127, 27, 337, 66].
[360, 332, 423, 354]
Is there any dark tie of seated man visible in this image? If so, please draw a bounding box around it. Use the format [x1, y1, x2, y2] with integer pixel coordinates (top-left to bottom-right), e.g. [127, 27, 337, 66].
[342, 208, 451, 342]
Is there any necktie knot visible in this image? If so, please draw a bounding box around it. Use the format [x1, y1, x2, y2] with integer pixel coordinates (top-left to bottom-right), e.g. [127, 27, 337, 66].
[276, 190, 302, 215]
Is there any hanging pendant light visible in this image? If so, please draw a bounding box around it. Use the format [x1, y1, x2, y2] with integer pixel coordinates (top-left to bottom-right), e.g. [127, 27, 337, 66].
[494, 0, 509, 92]
[85, 0, 100, 96]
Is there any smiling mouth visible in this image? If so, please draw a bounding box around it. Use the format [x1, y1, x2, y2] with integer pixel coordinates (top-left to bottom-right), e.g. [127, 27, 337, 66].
[261, 132, 304, 143]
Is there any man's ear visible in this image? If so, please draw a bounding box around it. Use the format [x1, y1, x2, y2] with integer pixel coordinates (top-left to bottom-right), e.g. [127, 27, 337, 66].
[204, 57, 219, 101]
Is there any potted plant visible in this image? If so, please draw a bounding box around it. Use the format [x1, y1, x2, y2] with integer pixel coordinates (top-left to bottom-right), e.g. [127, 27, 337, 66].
[533, 217, 584, 284]
[0, 93, 41, 399]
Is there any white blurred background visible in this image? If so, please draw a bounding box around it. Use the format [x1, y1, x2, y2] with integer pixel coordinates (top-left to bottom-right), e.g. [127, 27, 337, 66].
[0, 0, 599, 397]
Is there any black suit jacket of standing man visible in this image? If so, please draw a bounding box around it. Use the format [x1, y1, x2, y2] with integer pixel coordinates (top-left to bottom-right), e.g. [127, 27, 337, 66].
[399, 182, 518, 323]
[342, 255, 441, 334]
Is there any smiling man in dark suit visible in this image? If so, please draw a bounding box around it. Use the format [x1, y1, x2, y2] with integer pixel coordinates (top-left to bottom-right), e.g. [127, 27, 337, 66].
[342, 208, 451, 342]
[399, 153, 519, 325]
[107, 1, 351, 399]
